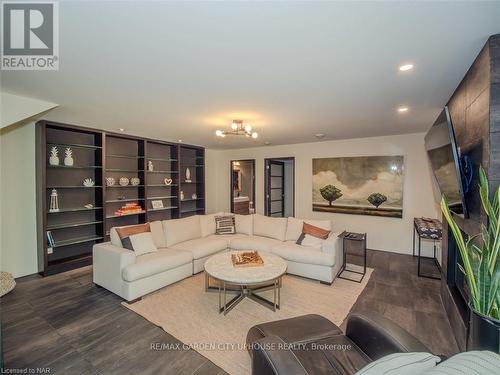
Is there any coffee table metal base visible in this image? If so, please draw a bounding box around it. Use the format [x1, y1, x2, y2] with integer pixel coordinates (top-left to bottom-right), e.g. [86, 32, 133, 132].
[205, 273, 282, 315]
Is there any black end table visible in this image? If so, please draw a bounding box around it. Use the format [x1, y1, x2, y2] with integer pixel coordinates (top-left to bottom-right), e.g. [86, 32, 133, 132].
[337, 231, 367, 283]
[413, 217, 442, 280]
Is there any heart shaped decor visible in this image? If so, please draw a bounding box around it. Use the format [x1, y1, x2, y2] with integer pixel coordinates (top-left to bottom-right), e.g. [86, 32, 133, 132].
[164, 178, 173, 186]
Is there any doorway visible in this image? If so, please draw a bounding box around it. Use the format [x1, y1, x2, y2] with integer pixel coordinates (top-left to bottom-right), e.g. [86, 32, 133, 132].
[264, 157, 295, 217]
[230, 160, 255, 215]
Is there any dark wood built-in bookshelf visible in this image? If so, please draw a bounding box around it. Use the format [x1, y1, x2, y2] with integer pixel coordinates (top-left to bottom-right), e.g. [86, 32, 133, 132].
[36, 121, 205, 276]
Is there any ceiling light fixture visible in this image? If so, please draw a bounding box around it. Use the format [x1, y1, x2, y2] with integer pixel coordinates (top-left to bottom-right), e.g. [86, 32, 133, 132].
[215, 120, 258, 140]
[119, 128, 125, 132]
[399, 64, 414, 71]
[398, 106, 409, 113]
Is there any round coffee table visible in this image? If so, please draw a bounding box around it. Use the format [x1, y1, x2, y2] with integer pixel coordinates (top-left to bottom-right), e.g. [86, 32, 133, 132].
[204, 251, 287, 315]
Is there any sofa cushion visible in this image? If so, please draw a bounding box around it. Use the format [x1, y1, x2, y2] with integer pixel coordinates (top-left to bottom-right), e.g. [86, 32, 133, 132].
[234, 214, 253, 235]
[171, 237, 228, 260]
[162, 216, 201, 247]
[356, 352, 440, 375]
[199, 212, 224, 237]
[286, 217, 332, 242]
[230, 236, 283, 252]
[253, 214, 287, 241]
[272, 242, 335, 266]
[206, 234, 247, 247]
[150, 220, 167, 248]
[122, 249, 192, 282]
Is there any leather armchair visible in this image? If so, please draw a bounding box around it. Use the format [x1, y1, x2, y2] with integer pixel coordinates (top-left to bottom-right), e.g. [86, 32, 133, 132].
[247, 313, 430, 375]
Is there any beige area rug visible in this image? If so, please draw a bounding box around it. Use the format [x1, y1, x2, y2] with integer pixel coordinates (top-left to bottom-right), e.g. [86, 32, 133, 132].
[123, 268, 373, 375]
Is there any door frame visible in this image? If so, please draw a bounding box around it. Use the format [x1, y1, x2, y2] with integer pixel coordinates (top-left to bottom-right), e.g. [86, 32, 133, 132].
[264, 157, 295, 217]
[230, 159, 256, 214]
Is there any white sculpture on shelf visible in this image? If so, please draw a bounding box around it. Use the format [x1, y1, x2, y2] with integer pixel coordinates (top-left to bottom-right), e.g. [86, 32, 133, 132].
[49, 146, 59, 166]
[64, 147, 74, 166]
[49, 189, 60, 212]
[148, 161, 154, 171]
[191, 193, 197, 199]
[180, 190, 185, 201]
[185, 167, 191, 182]
[83, 178, 95, 187]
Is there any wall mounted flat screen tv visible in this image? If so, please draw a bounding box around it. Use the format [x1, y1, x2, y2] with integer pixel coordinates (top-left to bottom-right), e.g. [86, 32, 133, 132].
[424, 106, 469, 217]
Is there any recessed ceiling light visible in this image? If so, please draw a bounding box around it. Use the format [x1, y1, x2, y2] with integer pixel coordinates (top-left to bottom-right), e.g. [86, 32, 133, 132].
[398, 107, 409, 113]
[119, 128, 125, 132]
[399, 64, 414, 72]
[315, 133, 325, 139]
[264, 141, 271, 145]
[178, 139, 183, 143]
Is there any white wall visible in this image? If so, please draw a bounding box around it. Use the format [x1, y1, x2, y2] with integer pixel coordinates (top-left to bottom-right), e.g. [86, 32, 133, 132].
[0, 121, 38, 277]
[205, 133, 440, 255]
[0, 92, 57, 129]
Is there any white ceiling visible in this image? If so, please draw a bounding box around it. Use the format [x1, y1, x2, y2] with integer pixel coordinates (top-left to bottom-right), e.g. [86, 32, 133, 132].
[2, 1, 500, 149]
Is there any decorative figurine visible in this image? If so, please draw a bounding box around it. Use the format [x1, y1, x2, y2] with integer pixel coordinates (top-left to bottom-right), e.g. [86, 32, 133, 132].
[180, 190, 185, 201]
[164, 178, 173, 186]
[105, 177, 115, 186]
[148, 161, 154, 171]
[83, 178, 95, 187]
[64, 147, 74, 166]
[84, 203, 94, 209]
[131, 177, 140, 186]
[119, 177, 129, 186]
[185, 167, 191, 182]
[191, 193, 197, 200]
[49, 146, 59, 166]
[49, 189, 59, 212]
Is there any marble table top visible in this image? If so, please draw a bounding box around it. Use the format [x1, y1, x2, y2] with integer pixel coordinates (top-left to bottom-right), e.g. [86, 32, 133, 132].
[204, 251, 287, 284]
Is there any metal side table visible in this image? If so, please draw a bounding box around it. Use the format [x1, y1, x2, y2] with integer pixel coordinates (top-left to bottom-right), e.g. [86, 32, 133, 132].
[337, 231, 367, 283]
[413, 217, 442, 280]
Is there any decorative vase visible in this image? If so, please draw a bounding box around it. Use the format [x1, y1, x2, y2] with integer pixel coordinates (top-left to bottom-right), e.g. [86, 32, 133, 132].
[131, 177, 140, 186]
[119, 177, 129, 186]
[468, 306, 500, 353]
[180, 191, 185, 201]
[185, 168, 191, 182]
[49, 189, 59, 212]
[148, 161, 154, 171]
[64, 147, 74, 166]
[105, 177, 115, 186]
[49, 146, 59, 166]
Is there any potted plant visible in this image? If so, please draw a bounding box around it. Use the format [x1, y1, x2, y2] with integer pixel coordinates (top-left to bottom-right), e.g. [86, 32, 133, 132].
[441, 166, 500, 352]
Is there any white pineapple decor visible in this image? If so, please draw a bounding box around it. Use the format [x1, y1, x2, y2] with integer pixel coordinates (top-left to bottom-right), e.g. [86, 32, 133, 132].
[49, 146, 59, 165]
[64, 147, 74, 166]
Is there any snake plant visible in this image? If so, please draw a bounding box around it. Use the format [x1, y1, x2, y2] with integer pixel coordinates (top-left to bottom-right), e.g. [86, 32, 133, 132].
[441, 166, 500, 320]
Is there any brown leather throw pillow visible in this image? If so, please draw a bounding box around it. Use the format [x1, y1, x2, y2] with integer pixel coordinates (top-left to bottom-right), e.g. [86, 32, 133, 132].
[116, 223, 151, 250]
[302, 222, 331, 240]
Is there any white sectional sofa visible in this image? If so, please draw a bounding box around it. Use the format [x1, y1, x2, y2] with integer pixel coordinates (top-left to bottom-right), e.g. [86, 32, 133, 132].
[93, 213, 343, 301]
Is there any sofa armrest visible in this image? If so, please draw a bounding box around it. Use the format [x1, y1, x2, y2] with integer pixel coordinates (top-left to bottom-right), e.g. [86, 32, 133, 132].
[346, 313, 430, 360]
[251, 336, 308, 375]
[321, 232, 341, 254]
[93, 242, 136, 293]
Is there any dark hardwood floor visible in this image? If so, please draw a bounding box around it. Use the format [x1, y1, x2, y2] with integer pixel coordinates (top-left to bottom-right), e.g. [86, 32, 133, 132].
[1, 249, 458, 374]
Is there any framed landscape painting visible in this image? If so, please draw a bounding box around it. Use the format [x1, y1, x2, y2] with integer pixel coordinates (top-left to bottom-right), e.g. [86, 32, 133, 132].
[312, 156, 404, 218]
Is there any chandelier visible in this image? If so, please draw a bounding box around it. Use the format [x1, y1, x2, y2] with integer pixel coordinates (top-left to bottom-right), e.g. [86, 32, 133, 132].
[215, 120, 258, 139]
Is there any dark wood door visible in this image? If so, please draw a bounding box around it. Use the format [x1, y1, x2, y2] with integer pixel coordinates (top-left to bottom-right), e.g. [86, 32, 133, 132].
[266, 160, 285, 217]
